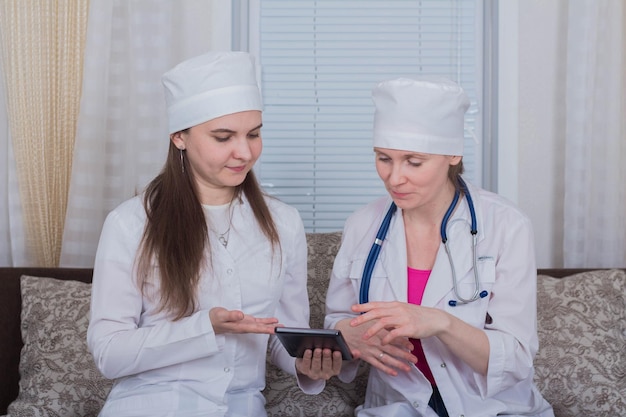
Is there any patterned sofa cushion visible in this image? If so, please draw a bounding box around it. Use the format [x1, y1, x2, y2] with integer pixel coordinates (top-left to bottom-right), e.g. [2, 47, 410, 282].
[534, 269, 626, 416]
[7, 276, 112, 417]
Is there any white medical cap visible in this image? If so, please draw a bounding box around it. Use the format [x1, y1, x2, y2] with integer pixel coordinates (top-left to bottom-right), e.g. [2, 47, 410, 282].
[372, 77, 470, 156]
[162, 51, 263, 134]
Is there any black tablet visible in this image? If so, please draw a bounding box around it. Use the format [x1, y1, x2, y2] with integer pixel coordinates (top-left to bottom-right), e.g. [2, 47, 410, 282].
[275, 327, 353, 361]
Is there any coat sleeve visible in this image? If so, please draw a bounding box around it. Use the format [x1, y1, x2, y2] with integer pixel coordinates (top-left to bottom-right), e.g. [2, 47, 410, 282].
[87, 205, 222, 380]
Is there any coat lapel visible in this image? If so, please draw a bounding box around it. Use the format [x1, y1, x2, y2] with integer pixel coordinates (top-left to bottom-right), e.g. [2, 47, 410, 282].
[379, 208, 408, 303]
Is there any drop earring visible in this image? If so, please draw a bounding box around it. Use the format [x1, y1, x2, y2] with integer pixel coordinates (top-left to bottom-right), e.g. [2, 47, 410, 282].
[179, 148, 185, 173]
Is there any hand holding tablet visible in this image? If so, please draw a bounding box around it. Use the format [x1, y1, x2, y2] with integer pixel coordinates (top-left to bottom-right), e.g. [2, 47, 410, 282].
[275, 327, 354, 360]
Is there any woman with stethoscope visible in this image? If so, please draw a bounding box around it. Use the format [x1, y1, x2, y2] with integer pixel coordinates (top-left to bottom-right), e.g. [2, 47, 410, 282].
[324, 78, 554, 417]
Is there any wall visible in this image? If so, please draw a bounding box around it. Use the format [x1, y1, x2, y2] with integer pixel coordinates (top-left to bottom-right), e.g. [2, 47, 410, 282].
[499, 0, 567, 268]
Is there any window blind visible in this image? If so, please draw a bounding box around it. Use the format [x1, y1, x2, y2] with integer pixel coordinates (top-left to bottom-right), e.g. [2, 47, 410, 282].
[251, 0, 484, 232]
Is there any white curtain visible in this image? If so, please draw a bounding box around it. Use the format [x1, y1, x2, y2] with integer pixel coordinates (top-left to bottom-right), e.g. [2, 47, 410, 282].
[59, 0, 225, 267]
[563, 0, 626, 267]
[0, 52, 30, 266]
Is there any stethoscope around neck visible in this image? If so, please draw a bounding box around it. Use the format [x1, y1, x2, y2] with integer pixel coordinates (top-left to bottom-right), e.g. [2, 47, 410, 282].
[359, 176, 488, 307]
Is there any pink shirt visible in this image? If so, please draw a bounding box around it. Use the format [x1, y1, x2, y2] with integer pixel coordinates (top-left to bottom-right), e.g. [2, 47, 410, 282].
[407, 267, 436, 386]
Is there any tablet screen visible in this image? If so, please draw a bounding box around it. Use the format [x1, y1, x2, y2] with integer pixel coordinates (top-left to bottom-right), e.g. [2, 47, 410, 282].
[274, 327, 353, 360]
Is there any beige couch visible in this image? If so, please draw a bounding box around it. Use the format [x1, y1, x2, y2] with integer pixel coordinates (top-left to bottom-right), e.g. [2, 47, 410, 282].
[1, 232, 625, 417]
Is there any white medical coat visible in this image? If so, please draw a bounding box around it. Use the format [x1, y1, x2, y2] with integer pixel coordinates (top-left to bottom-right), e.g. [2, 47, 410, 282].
[88, 195, 322, 417]
[325, 181, 554, 417]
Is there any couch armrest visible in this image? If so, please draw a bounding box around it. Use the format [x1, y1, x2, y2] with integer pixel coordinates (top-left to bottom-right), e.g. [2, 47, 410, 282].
[537, 268, 623, 278]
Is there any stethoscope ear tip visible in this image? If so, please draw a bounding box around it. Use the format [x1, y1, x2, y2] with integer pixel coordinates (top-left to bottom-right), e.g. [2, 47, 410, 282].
[479, 290, 489, 298]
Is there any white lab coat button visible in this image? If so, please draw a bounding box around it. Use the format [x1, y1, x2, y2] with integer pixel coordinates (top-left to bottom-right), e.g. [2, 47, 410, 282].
[227, 268, 233, 275]
[412, 401, 419, 408]
[224, 367, 230, 373]
[440, 362, 447, 368]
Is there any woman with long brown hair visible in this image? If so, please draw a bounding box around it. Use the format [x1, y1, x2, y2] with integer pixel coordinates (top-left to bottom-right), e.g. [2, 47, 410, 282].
[88, 51, 340, 417]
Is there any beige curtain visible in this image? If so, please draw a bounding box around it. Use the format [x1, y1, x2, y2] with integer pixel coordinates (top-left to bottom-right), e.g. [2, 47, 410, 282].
[0, 0, 89, 266]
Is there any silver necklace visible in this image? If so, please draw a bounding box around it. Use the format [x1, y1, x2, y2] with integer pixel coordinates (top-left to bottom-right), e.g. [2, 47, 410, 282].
[212, 203, 234, 248]
[217, 226, 231, 247]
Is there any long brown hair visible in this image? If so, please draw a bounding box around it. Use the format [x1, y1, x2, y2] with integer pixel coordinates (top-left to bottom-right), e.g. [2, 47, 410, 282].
[136, 141, 280, 320]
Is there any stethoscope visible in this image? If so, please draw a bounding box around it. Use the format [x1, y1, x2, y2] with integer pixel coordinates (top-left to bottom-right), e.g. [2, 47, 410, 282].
[359, 176, 489, 307]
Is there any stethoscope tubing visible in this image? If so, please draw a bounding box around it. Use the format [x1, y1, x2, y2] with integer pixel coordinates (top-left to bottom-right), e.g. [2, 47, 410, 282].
[359, 203, 396, 304]
[359, 177, 488, 306]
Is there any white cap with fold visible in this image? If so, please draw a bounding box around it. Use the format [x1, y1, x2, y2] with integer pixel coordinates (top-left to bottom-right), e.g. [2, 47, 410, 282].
[372, 77, 470, 156]
[162, 51, 263, 134]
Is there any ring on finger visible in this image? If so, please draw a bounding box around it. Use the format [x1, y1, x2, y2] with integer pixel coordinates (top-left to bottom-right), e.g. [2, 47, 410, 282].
[378, 352, 385, 360]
